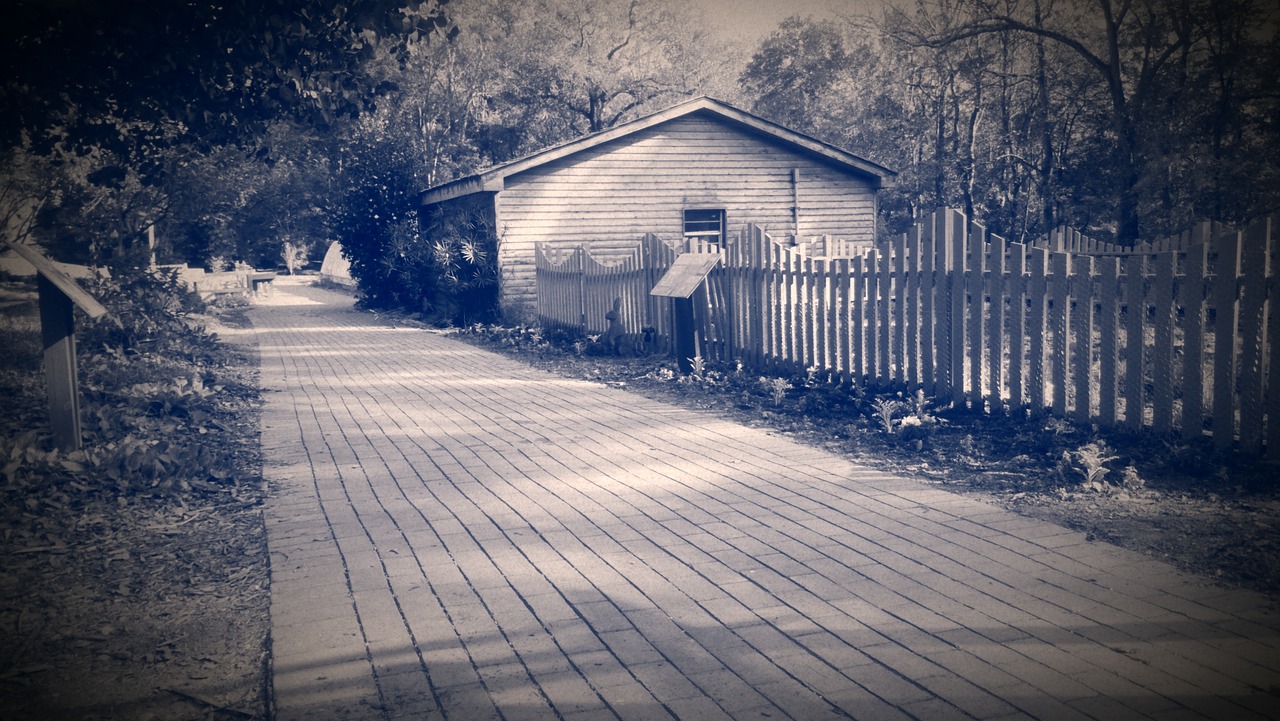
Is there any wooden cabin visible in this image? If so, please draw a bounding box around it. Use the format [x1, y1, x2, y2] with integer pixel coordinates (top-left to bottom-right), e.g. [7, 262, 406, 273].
[419, 96, 895, 319]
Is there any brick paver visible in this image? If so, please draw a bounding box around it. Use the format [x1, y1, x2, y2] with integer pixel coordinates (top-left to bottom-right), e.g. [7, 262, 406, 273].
[249, 279, 1280, 720]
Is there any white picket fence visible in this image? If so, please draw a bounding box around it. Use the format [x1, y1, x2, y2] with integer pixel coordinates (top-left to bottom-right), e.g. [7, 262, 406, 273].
[536, 208, 1278, 456]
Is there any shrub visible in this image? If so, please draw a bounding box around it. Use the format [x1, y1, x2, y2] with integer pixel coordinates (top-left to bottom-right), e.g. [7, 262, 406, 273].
[79, 265, 212, 357]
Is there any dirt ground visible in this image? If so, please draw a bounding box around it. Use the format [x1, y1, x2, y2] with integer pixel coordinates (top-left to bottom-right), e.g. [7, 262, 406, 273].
[0, 279, 269, 721]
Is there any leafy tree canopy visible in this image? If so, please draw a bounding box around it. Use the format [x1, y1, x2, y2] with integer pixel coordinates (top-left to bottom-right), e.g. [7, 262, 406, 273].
[1, 0, 452, 155]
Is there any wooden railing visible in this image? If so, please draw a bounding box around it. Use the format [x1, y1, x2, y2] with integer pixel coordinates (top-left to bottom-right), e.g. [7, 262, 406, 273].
[534, 209, 1277, 455]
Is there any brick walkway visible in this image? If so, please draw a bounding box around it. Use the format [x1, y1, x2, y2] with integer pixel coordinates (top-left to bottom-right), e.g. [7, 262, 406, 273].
[250, 279, 1280, 721]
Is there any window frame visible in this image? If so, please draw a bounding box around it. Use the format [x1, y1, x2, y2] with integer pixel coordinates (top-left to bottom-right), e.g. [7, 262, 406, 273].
[682, 208, 726, 246]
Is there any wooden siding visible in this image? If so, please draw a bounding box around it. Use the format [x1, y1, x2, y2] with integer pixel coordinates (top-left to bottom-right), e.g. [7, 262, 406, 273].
[493, 116, 878, 314]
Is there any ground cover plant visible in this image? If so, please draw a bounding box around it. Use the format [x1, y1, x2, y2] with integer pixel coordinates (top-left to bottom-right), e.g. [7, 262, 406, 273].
[455, 322, 1280, 597]
[0, 268, 268, 720]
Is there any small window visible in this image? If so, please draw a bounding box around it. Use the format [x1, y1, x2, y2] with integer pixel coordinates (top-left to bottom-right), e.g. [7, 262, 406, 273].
[683, 209, 725, 245]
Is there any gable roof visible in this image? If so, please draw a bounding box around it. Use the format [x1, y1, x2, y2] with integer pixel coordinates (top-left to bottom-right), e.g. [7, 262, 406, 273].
[420, 96, 896, 205]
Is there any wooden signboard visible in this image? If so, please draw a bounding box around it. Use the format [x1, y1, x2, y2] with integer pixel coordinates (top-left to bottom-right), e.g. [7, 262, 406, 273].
[649, 252, 721, 298]
[4, 241, 109, 450]
[651, 252, 721, 374]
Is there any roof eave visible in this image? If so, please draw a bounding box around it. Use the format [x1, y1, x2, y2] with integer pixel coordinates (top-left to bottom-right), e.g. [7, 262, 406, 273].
[420, 175, 506, 205]
[708, 105, 897, 184]
[420, 96, 897, 204]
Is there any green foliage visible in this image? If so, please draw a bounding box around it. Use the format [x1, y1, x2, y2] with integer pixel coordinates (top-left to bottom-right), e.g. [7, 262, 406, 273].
[740, 17, 852, 133]
[326, 110, 429, 311]
[281, 240, 310, 275]
[418, 195, 500, 325]
[164, 128, 332, 269]
[687, 355, 707, 380]
[871, 397, 908, 434]
[2, 0, 452, 154]
[760, 377, 791, 407]
[1069, 441, 1121, 492]
[0, 268, 252, 504]
[79, 266, 210, 356]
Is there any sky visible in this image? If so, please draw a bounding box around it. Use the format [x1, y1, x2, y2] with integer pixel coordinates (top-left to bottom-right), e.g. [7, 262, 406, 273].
[687, 0, 878, 41]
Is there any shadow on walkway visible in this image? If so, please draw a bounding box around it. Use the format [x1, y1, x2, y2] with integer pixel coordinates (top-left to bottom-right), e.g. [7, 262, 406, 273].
[251, 280, 1280, 721]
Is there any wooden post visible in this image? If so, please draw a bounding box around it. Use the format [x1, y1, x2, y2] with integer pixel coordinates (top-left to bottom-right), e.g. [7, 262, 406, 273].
[673, 296, 696, 374]
[38, 274, 82, 451]
[649, 251, 720, 374]
[6, 242, 109, 451]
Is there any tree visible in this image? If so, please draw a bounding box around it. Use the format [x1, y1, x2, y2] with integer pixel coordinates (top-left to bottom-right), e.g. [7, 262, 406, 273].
[739, 2, 1278, 243]
[741, 18, 854, 136]
[2, 0, 452, 268]
[499, 0, 735, 134]
[888, 0, 1241, 242]
[1, 141, 55, 246]
[1, 0, 452, 154]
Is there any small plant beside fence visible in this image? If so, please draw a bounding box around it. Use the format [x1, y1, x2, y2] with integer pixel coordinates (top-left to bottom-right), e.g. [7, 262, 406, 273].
[534, 208, 1278, 457]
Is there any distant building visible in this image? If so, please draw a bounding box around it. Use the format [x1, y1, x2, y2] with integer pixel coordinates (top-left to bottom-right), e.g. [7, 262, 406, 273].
[419, 96, 895, 319]
[319, 241, 355, 287]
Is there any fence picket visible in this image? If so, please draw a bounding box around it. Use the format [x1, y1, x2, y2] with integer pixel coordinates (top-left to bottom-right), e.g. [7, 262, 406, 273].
[808, 255, 819, 370]
[949, 209, 968, 405]
[1050, 251, 1070, 416]
[968, 221, 986, 404]
[1028, 247, 1050, 414]
[1266, 216, 1280, 460]
[1077, 256, 1097, 422]
[534, 208, 1272, 456]
[864, 247, 878, 381]
[852, 254, 865, 379]
[920, 217, 937, 396]
[826, 256, 839, 376]
[835, 257, 851, 380]
[1009, 242, 1027, 412]
[904, 225, 922, 390]
[1212, 231, 1242, 448]
[1151, 255, 1176, 433]
[1238, 218, 1271, 453]
[1098, 257, 1121, 426]
[876, 240, 891, 383]
[1123, 254, 1146, 429]
[935, 212, 952, 396]
[790, 248, 803, 371]
[1180, 240, 1208, 438]
[893, 232, 907, 386]
[987, 231, 1006, 411]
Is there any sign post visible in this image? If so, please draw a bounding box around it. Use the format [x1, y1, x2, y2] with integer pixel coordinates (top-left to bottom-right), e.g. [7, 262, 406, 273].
[4, 242, 109, 450]
[649, 251, 722, 375]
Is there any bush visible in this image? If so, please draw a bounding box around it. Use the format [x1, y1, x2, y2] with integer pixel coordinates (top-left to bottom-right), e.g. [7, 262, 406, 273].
[79, 265, 212, 358]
